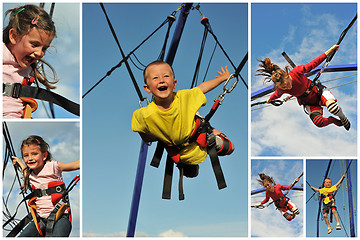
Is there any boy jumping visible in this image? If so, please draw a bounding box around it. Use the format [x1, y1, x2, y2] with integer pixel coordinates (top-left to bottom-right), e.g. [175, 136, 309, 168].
[310, 174, 346, 234]
[132, 61, 234, 177]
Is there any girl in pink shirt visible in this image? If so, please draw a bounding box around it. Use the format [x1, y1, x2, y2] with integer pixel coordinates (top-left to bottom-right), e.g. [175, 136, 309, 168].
[256, 45, 350, 130]
[12, 135, 80, 237]
[3, 4, 58, 118]
[254, 173, 300, 221]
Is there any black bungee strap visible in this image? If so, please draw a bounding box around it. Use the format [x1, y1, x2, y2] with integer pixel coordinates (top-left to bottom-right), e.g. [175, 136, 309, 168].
[3, 83, 79, 116]
[312, 13, 357, 85]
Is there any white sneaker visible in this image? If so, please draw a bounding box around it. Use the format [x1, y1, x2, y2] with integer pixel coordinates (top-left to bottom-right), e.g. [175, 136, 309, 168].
[336, 223, 341, 230]
[328, 226, 333, 234]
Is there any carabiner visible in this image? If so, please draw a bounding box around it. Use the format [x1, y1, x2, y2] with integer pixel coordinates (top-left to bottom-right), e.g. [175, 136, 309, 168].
[139, 97, 150, 108]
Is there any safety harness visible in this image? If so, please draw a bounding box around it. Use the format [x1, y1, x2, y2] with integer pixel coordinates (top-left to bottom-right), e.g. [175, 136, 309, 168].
[6, 175, 79, 237]
[3, 82, 80, 117]
[151, 74, 239, 200]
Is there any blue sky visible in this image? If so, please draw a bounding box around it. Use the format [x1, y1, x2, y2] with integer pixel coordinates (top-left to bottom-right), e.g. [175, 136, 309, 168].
[3, 3, 80, 119]
[251, 3, 357, 156]
[2, 121, 80, 237]
[82, 3, 248, 237]
[306, 159, 357, 237]
[251, 159, 304, 237]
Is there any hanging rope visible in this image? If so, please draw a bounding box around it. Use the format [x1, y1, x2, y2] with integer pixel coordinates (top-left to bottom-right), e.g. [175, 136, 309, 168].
[82, 4, 181, 100]
[312, 13, 357, 85]
[191, 17, 210, 88]
[199, 13, 248, 89]
[2, 122, 30, 231]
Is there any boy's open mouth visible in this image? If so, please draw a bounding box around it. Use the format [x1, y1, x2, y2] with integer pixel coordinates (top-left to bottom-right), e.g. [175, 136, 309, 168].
[158, 86, 168, 91]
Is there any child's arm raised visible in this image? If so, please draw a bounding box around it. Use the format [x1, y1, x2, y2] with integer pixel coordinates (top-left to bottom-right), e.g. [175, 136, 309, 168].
[310, 186, 320, 192]
[12, 156, 27, 172]
[58, 159, 80, 172]
[198, 66, 231, 94]
[335, 174, 346, 187]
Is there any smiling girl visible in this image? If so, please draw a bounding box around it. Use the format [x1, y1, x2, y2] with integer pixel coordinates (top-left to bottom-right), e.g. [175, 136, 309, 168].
[3, 4, 58, 118]
[12, 135, 79, 237]
[254, 173, 300, 221]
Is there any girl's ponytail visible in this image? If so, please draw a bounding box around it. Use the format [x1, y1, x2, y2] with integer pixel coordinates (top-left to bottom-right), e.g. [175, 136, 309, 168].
[257, 172, 275, 186]
[256, 58, 290, 88]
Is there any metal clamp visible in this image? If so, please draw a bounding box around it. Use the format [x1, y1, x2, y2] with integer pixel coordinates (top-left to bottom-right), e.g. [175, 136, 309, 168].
[139, 97, 150, 108]
[216, 73, 239, 103]
[3, 83, 21, 98]
[40, 189, 48, 196]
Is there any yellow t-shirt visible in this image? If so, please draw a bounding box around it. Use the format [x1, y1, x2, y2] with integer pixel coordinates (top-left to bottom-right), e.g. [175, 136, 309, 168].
[319, 185, 337, 204]
[132, 87, 207, 164]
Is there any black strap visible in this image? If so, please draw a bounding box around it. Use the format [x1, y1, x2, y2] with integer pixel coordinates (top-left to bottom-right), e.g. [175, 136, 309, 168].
[45, 199, 68, 237]
[150, 142, 165, 168]
[162, 156, 174, 200]
[178, 165, 185, 200]
[207, 131, 226, 190]
[3, 83, 79, 116]
[29, 184, 66, 199]
[6, 213, 32, 237]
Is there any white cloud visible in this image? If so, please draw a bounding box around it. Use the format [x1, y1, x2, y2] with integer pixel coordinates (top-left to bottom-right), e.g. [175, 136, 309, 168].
[158, 229, 187, 237]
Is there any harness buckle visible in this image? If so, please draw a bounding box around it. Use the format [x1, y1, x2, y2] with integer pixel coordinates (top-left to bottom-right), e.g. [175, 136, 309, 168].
[207, 132, 216, 148]
[40, 189, 48, 196]
[3, 83, 21, 98]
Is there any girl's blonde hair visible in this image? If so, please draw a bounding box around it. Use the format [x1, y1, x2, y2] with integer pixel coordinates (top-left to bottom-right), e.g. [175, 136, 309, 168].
[3, 4, 58, 89]
[20, 135, 52, 192]
[256, 58, 291, 89]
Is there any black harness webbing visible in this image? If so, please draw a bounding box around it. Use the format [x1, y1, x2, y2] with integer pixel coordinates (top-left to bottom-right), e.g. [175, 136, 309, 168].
[6, 214, 32, 237]
[151, 113, 227, 200]
[3, 83, 80, 116]
[5, 176, 79, 237]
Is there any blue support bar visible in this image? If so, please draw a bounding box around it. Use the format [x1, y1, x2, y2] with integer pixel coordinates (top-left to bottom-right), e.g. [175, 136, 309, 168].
[126, 4, 192, 237]
[251, 186, 303, 195]
[165, 3, 193, 66]
[127, 141, 149, 237]
[346, 159, 355, 237]
[251, 64, 357, 101]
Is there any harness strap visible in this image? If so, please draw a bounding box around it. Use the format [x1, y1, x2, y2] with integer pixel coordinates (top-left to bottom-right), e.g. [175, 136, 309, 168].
[162, 156, 174, 200]
[206, 127, 226, 190]
[46, 199, 69, 237]
[3, 83, 80, 116]
[6, 213, 32, 237]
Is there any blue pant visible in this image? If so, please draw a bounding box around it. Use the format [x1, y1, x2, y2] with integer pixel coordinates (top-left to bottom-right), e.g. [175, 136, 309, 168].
[18, 214, 71, 237]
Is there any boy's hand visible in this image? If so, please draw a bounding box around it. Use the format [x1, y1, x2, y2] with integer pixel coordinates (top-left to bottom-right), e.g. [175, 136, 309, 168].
[216, 65, 231, 81]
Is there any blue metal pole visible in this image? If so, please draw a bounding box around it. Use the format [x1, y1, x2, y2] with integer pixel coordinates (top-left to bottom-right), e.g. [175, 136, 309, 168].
[165, 3, 193, 65]
[251, 64, 357, 100]
[126, 4, 193, 237]
[346, 159, 355, 237]
[127, 141, 148, 237]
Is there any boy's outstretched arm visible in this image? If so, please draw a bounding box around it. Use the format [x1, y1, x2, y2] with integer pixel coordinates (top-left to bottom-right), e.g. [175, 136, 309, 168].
[198, 65, 232, 94]
[310, 186, 320, 192]
[335, 174, 346, 187]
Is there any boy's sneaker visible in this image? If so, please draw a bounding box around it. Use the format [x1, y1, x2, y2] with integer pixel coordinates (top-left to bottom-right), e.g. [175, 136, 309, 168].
[328, 226, 333, 234]
[336, 223, 341, 230]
